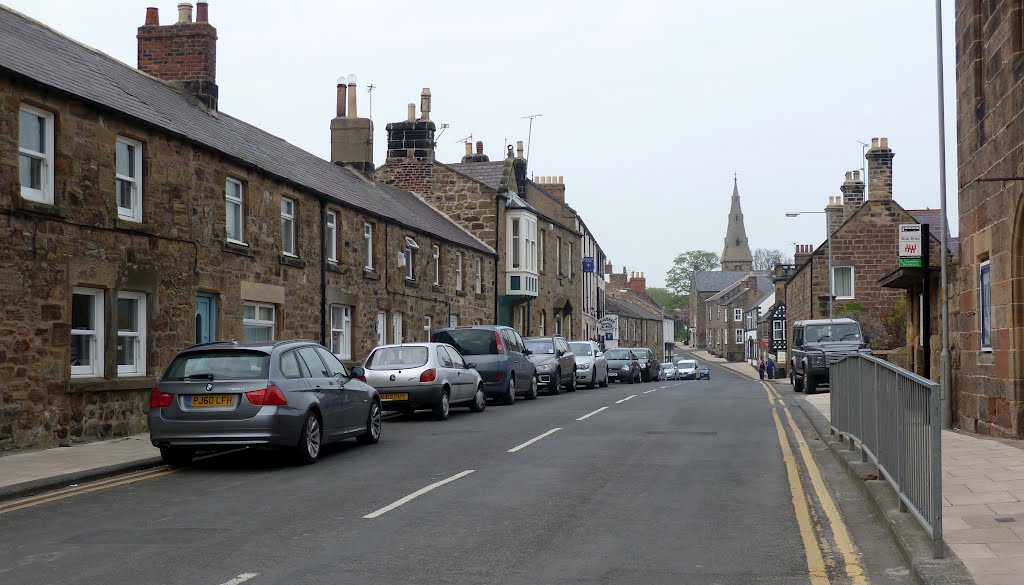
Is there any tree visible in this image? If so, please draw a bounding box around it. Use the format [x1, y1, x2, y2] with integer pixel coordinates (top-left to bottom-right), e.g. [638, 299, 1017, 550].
[665, 250, 720, 296]
[647, 287, 687, 312]
[752, 248, 794, 271]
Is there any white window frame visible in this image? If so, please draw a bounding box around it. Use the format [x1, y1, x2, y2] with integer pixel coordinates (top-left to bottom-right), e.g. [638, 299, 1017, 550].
[424, 315, 433, 341]
[539, 231, 546, 273]
[432, 245, 441, 285]
[773, 320, 784, 341]
[556, 236, 562, 275]
[735, 329, 744, 344]
[71, 287, 104, 378]
[404, 236, 419, 281]
[330, 305, 352, 360]
[364, 223, 374, 270]
[19, 104, 55, 204]
[225, 178, 245, 244]
[115, 136, 143, 222]
[281, 197, 297, 257]
[449, 314, 458, 328]
[325, 211, 338, 264]
[475, 257, 482, 294]
[243, 302, 276, 342]
[455, 252, 463, 291]
[568, 240, 573, 278]
[392, 313, 403, 344]
[832, 266, 855, 300]
[376, 311, 387, 345]
[526, 219, 537, 272]
[980, 260, 992, 351]
[116, 291, 146, 377]
[539, 311, 546, 336]
[734, 308, 742, 322]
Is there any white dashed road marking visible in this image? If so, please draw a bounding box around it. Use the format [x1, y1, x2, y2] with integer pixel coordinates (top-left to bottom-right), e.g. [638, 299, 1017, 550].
[615, 394, 637, 404]
[643, 389, 657, 394]
[576, 407, 608, 421]
[508, 428, 562, 453]
[219, 574, 259, 585]
[363, 470, 476, 519]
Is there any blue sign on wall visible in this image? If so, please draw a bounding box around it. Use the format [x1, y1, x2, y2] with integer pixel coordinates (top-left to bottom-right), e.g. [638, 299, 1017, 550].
[582, 257, 595, 273]
[605, 332, 613, 341]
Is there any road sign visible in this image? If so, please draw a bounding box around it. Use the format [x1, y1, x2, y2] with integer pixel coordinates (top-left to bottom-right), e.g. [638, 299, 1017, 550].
[582, 257, 595, 273]
[899, 224, 923, 267]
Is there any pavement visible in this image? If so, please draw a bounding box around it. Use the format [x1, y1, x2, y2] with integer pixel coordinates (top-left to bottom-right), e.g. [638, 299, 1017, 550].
[804, 391, 1024, 585]
[0, 366, 914, 585]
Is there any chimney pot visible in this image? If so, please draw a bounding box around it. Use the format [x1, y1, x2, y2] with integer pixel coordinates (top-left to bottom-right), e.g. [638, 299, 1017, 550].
[516, 140, 524, 159]
[336, 81, 347, 118]
[406, 103, 415, 122]
[871, 137, 880, 149]
[880, 137, 889, 149]
[177, 3, 192, 23]
[845, 171, 853, 181]
[465, 142, 472, 156]
[196, 1, 208, 22]
[144, 6, 159, 25]
[853, 170, 861, 181]
[558, 175, 563, 183]
[419, 88, 432, 121]
[346, 77, 357, 118]
[476, 141, 484, 155]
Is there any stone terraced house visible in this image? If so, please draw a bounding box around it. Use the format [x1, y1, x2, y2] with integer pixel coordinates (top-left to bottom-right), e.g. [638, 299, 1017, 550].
[0, 3, 496, 451]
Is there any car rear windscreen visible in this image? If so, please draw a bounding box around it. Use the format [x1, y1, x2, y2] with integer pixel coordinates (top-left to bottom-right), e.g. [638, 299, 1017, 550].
[164, 350, 270, 381]
[432, 329, 499, 355]
[568, 342, 593, 357]
[677, 360, 696, 368]
[604, 349, 631, 360]
[525, 340, 555, 355]
[366, 346, 429, 370]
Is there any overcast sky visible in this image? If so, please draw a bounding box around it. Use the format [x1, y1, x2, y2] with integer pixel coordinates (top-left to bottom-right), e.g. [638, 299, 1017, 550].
[7, 1, 958, 289]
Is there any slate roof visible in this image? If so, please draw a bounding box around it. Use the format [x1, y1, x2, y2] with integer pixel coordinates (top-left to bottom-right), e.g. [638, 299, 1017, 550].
[694, 271, 771, 294]
[907, 209, 960, 260]
[0, 6, 494, 255]
[446, 161, 506, 191]
[605, 296, 663, 321]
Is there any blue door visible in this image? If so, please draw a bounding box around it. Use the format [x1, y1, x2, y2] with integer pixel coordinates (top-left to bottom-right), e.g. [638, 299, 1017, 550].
[195, 294, 216, 344]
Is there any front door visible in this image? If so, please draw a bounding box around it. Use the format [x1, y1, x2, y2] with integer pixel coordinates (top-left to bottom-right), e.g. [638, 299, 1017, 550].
[195, 294, 216, 344]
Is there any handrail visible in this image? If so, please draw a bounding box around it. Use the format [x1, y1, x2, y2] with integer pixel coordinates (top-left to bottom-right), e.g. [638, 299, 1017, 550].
[829, 353, 943, 558]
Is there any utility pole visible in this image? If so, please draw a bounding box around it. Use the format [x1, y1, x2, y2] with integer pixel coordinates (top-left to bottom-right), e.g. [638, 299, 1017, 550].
[522, 113, 542, 160]
[933, 0, 951, 431]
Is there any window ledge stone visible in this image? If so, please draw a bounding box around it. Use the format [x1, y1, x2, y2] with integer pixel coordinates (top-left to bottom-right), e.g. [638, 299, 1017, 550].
[405, 278, 419, 289]
[326, 263, 349, 275]
[456, 289, 467, 297]
[363, 269, 380, 280]
[431, 284, 444, 293]
[116, 218, 154, 234]
[68, 376, 157, 393]
[281, 255, 306, 269]
[224, 241, 252, 256]
[14, 197, 65, 218]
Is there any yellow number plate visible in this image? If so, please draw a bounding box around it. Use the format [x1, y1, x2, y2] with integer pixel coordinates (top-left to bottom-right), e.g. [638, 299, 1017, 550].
[380, 393, 409, 401]
[190, 394, 235, 407]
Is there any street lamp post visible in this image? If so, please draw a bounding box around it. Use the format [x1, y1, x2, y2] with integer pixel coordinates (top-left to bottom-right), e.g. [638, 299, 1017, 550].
[786, 209, 834, 320]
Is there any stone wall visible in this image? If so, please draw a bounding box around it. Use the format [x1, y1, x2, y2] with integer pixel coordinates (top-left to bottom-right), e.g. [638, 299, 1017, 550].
[0, 75, 494, 451]
[952, 0, 1024, 437]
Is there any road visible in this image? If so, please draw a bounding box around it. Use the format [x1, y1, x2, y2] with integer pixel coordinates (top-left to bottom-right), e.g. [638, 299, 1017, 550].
[0, 357, 912, 585]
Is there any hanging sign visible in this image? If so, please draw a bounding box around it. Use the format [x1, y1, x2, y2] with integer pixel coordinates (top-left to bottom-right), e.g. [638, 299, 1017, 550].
[898, 224, 923, 267]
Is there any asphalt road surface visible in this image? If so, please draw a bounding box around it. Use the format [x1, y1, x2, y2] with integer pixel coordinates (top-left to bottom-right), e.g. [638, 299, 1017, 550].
[0, 358, 912, 584]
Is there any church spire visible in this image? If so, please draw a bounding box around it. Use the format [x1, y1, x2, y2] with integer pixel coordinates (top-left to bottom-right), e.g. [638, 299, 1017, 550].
[721, 177, 753, 271]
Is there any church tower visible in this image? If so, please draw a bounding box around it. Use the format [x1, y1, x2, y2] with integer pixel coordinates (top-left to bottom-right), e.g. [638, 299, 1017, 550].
[721, 177, 753, 271]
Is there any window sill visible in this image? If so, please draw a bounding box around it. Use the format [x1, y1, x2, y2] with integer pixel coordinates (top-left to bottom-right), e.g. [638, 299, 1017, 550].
[456, 289, 467, 297]
[431, 284, 444, 293]
[224, 240, 252, 256]
[14, 196, 64, 218]
[116, 218, 154, 234]
[405, 278, 419, 289]
[68, 376, 157, 393]
[363, 269, 380, 281]
[326, 263, 350, 275]
[280, 255, 306, 269]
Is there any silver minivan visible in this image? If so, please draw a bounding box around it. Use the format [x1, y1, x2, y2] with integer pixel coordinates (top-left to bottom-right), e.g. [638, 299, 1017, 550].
[363, 343, 486, 420]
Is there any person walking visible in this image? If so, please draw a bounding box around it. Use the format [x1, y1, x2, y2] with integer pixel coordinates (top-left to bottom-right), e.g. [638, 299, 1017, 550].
[758, 357, 766, 380]
[766, 357, 776, 380]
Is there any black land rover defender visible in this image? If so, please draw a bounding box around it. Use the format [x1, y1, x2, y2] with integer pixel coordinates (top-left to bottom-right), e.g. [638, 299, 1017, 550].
[789, 318, 870, 394]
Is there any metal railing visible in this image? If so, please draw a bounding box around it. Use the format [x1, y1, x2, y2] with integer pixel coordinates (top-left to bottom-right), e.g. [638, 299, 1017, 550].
[829, 354, 943, 558]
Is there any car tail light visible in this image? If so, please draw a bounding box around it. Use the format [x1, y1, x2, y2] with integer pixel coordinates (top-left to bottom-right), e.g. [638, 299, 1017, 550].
[246, 385, 288, 406]
[495, 371, 503, 382]
[494, 331, 505, 354]
[149, 387, 173, 408]
[419, 369, 437, 383]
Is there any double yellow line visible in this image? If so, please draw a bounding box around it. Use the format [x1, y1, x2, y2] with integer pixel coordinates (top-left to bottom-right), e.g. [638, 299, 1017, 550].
[762, 381, 870, 585]
[0, 467, 175, 516]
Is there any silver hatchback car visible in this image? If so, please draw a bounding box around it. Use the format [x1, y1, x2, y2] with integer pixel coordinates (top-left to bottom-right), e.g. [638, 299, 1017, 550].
[149, 340, 381, 466]
[363, 343, 486, 420]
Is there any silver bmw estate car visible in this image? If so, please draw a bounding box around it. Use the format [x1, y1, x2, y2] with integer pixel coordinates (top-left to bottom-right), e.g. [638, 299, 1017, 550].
[149, 340, 381, 466]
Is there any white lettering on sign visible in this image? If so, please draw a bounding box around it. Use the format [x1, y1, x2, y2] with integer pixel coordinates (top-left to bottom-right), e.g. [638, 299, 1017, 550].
[898, 224, 922, 259]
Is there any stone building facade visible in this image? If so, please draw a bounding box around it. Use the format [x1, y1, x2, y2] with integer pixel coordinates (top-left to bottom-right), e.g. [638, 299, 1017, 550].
[689, 271, 753, 350]
[952, 0, 1024, 437]
[0, 4, 494, 451]
[604, 294, 664, 355]
[706, 275, 773, 361]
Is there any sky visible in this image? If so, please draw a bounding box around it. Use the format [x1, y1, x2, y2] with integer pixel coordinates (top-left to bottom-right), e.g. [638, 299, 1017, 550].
[5, 1, 959, 289]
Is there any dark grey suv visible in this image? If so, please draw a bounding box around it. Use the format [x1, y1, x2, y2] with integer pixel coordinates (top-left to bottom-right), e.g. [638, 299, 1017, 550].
[149, 340, 381, 466]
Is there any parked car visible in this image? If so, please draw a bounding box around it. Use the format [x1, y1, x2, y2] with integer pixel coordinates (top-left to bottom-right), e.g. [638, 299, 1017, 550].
[363, 343, 485, 420]
[149, 340, 381, 466]
[605, 348, 642, 383]
[698, 365, 711, 380]
[431, 326, 537, 403]
[569, 340, 609, 389]
[659, 361, 678, 380]
[789, 318, 869, 395]
[676, 359, 698, 380]
[524, 336, 577, 394]
[627, 347, 661, 382]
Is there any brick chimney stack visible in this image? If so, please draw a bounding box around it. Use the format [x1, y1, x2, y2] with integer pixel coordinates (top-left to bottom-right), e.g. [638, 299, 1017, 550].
[865, 137, 894, 200]
[536, 176, 566, 203]
[330, 75, 375, 178]
[137, 2, 218, 110]
[826, 195, 844, 236]
[794, 243, 813, 268]
[841, 170, 866, 220]
[386, 88, 436, 161]
[626, 272, 647, 294]
[461, 140, 490, 163]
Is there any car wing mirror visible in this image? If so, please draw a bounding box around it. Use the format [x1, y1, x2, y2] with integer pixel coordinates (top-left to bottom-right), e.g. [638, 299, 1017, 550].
[350, 365, 366, 379]
[464, 362, 476, 369]
[523, 348, 532, 356]
[596, 351, 603, 357]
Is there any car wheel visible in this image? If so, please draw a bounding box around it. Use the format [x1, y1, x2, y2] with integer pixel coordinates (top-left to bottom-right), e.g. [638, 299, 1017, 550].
[805, 375, 818, 395]
[794, 373, 805, 393]
[294, 411, 322, 465]
[524, 377, 539, 400]
[469, 385, 488, 412]
[599, 370, 609, 388]
[357, 400, 382, 445]
[433, 388, 451, 420]
[566, 375, 577, 392]
[503, 376, 517, 405]
[160, 446, 194, 467]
